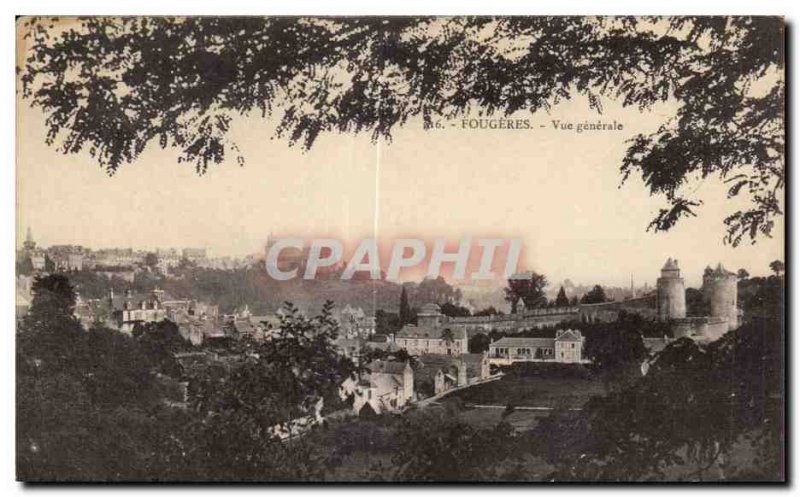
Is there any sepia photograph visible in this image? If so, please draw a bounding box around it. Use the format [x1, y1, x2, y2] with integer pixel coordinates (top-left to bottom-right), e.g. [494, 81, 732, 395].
[13, 11, 786, 483]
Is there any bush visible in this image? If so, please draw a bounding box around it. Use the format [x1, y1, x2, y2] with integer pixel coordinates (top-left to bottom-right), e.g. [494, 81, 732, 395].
[501, 362, 594, 380]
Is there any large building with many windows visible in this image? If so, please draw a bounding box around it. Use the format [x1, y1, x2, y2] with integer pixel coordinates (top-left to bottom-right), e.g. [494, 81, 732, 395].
[488, 329, 585, 365]
[394, 303, 468, 356]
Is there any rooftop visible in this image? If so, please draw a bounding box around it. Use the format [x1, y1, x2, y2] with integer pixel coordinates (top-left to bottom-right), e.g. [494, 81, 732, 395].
[662, 258, 680, 271]
[419, 303, 441, 315]
[555, 329, 583, 341]
[490, 336, 556, 348]
[396, 324, 466, 340]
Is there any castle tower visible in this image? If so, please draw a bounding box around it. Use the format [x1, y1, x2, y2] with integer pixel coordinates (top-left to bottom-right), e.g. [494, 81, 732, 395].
[703, 263, 739, 331]
[657, 258, 686, 321]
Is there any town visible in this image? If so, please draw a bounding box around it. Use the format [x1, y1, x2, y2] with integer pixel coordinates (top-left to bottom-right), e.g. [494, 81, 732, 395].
[16, 227, 777, 419]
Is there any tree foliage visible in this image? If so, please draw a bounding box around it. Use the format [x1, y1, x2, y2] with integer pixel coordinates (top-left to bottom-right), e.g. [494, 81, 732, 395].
[468, 332, 491, 353]
[738, 274, 784, 321]
[17, 273, 358, 481]
[534, 317, 783, 481]
[17, 271, 784, 481]
[555, 286, 570, 307]
[580, 284, 608, 304]
[583, 314, 647, 385]
[19, 16, 784, 244]
[685, 287, 710, 317]
[439, 301, 471, 317]
[473, 306, 502, 317]
[398, 286, 412, 325]
[385, 408, 520, 481]
[505, 271, 548, 311]
[17, 275, 176, 480]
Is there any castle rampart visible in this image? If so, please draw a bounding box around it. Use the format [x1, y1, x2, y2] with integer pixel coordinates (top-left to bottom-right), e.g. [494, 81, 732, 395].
[702, 263, 740, 331]
[657, 258, 686, 321]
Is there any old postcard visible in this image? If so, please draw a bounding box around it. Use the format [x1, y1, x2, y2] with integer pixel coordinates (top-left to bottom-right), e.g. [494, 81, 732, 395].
[15, 16, 785, 482]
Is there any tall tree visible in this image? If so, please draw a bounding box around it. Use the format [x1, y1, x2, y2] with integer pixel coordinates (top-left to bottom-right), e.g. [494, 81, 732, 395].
[400, 285, 414, 327]
[504, 272, 548, 312]
[737, 268, 750, 281]
[19, 17, 784, 245]
[21, 274, 80, 334]
[143, 252, 159, 270]
[399, 286, 412, 325]
[16, 274, 177, 481]
[769, 260, 784, 277]
[555, 286, 570, 307]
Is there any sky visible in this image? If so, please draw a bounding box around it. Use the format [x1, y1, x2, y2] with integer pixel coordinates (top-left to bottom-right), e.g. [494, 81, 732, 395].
[17, 84, 784, 289]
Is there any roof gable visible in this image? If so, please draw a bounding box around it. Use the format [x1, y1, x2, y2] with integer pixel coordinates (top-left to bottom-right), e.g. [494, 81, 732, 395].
[555, 329, 583, 342]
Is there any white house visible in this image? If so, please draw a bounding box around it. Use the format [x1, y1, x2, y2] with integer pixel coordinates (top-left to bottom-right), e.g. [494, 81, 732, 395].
[340, 360, 414, 415]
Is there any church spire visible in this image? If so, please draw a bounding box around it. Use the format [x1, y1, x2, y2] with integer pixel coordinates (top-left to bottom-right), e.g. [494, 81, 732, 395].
[23, 226, 36, 250]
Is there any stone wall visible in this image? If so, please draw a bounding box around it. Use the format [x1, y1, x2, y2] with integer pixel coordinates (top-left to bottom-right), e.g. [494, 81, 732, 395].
[448, 307, 579, 336]
[577, 295, 657, 323]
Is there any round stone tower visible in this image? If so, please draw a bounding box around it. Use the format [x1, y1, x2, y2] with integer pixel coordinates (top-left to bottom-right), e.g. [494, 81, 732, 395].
[657, 258, 686, 321]
[703, 263, 739, 331]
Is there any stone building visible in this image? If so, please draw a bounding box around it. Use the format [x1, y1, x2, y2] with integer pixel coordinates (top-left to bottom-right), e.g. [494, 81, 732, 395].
[338, 304, 377, 339]
[182, 247, 207, 262]
[53, 252, 85, 271]
[657, 258, 686, 321]
[394, 303, 468, 355]
[19, 228, 46, 272]
[109, 289, 167, 333]
[29, 251, 46, 271]
[702, 263, 740, 332]
[415, 352, 491, 396]
[488, 329, 585, 365]
[554, 329, 584, 362]
[340, 360, 414, 415]
[653, 258, 740, 341]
